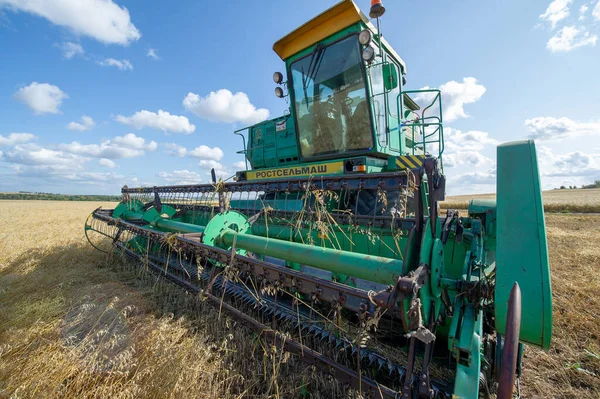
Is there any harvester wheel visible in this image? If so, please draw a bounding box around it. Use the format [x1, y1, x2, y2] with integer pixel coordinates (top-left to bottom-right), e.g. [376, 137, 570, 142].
[497, 282, 522, 399]
[355, 189, 408, 217]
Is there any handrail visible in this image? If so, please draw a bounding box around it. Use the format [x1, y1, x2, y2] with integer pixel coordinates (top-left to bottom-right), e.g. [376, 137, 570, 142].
[395, 89, 444, 168]
[234, 126, 254, 171]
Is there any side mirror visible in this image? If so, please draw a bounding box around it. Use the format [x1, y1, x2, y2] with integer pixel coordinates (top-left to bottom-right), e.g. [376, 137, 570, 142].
[383, 63, 398, 91]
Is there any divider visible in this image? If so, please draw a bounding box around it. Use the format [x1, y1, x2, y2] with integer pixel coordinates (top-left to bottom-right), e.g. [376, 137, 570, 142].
[495, 140, 552, 349]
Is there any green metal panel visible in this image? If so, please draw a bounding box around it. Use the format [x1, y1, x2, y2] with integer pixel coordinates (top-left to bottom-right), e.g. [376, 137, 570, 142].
[495, 140, 552, 349]
[451, 303, 483, 399]
[248, 116, 299, 169]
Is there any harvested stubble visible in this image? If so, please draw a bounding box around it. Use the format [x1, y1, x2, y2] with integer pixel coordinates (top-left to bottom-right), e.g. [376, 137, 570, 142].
[0, 201, 346, 398]
[0, 200, 599, 398]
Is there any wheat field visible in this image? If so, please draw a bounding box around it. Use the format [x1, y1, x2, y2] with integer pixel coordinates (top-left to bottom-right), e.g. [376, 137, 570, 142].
[442, 188, 600, 213]
[0, 200, 599, 398]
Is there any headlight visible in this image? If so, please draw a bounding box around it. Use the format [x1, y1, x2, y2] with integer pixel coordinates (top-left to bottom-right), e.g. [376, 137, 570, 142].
[275, 87, 284, 98]
[362, 46, 375, 63]
[273, 72, 284, 84]
[358, 30, 372, 46]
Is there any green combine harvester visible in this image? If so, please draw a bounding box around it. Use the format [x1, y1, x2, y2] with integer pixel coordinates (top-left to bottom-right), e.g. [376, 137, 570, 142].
[85, 1, 553, 397]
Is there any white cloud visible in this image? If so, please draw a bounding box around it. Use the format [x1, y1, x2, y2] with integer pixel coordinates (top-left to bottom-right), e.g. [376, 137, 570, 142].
[525, 116, 600, 140]
[116, 110, 195, 134]
[0, 133, 36, 146]
[451, 169, 496, 185]
[110, 133, 157, 151]
[233, 160, 247, 169]
[56, 41, 84, 59]
[60, 133, 157, 159]
[414, 78, 486, 122]
[64, 171, 125, 182]
[163, 143, 187, 157]
[0, 143, 134, 189]
[183, 89, 270, 125]
[213, 169, 231, 179]
[14, 82, 68, 114]
[535, 146, 600, 189]
[67, 115, 95, 131]
[159, 170, 202, 185]
[197, 159, 229, 179]
[444, 151, 493, 168]
[593, 1, 600, 20]
[539, 0, 573, 28]
[163, 143, 223, 161]
[147, 48, 159, 60]
[551, 151, 597, 174]
[445, 168, 497, 195]
[0, 0, 140, 45]
[99, 58, 133, 70]
[198, 159, 224, 170]
[546, 26, 597, 52]
[188, 145, 223, 160]
[442, 128, 496, 168]
[579, 4, 589, 19]
[98, 158, 116, 168]
[447, 129, 499, 150]
[3, 143, 87, 170]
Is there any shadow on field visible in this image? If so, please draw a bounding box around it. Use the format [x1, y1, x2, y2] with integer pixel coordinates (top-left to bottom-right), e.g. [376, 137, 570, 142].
[0, 243, 345, 399]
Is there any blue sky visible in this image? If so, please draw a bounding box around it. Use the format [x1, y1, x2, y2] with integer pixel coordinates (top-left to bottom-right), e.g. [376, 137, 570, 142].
[0, 0, 598, 195]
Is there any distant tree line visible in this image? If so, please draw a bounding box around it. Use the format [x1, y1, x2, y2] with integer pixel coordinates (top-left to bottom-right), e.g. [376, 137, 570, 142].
[0, 192, 121, 201]
[558, 180, 600, 190]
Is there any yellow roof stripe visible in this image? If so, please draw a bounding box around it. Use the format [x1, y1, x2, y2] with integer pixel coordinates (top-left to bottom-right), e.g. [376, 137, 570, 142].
[273, 0, 363, 61]
[272, 0, 407, 72]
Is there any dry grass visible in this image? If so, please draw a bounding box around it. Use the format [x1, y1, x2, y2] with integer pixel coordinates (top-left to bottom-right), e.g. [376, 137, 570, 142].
[441, 188, 600, 213]
[0, 200, 599, 398]
[520, 214, 600, 398]
[0, 201, 345, 399]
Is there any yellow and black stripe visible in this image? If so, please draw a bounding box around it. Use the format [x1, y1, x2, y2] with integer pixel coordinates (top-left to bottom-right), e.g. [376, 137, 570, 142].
[395, 155, 426, 170]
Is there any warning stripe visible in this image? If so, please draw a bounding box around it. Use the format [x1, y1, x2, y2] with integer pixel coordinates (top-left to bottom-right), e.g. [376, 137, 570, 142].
[395, 155, 426, 170]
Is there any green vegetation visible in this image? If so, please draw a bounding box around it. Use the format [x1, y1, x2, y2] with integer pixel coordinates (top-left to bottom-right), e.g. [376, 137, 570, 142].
[0, 192, 121, 202]
[559, 180, 600, 190]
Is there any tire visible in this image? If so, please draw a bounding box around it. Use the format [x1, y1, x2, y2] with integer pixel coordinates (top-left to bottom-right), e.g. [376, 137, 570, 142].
[354, 189, 407, 217]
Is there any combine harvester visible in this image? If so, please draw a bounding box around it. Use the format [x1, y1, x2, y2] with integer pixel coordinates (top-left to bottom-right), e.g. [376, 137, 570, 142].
[86, 1, 552, 397]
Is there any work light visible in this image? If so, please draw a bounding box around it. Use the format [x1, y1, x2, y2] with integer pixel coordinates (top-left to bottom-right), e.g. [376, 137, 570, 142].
[362, 46, 375, 63]
[358, 30, 372, 46]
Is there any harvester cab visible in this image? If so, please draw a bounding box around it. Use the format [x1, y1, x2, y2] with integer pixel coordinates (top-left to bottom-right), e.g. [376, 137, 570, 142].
[235, 0, 442, 187]
[86, 1, 553, 398]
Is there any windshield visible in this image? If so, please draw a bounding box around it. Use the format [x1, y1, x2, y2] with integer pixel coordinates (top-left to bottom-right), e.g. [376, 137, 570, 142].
[290, 35, 373, 158]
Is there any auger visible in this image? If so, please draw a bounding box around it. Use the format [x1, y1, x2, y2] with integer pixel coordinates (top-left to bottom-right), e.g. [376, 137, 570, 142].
[85, 1, 553, 397]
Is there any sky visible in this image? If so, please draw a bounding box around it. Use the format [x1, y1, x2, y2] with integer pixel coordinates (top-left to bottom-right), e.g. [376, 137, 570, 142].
[0, 0, 599, 196]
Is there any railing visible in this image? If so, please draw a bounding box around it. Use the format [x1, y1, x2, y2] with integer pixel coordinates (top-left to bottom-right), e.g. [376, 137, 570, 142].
[396, 89, 444, 168]
[234, 126, 252, 171]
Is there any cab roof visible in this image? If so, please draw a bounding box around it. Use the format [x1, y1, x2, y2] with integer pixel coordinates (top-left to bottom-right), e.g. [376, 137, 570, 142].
[272, 0, 407, 74]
